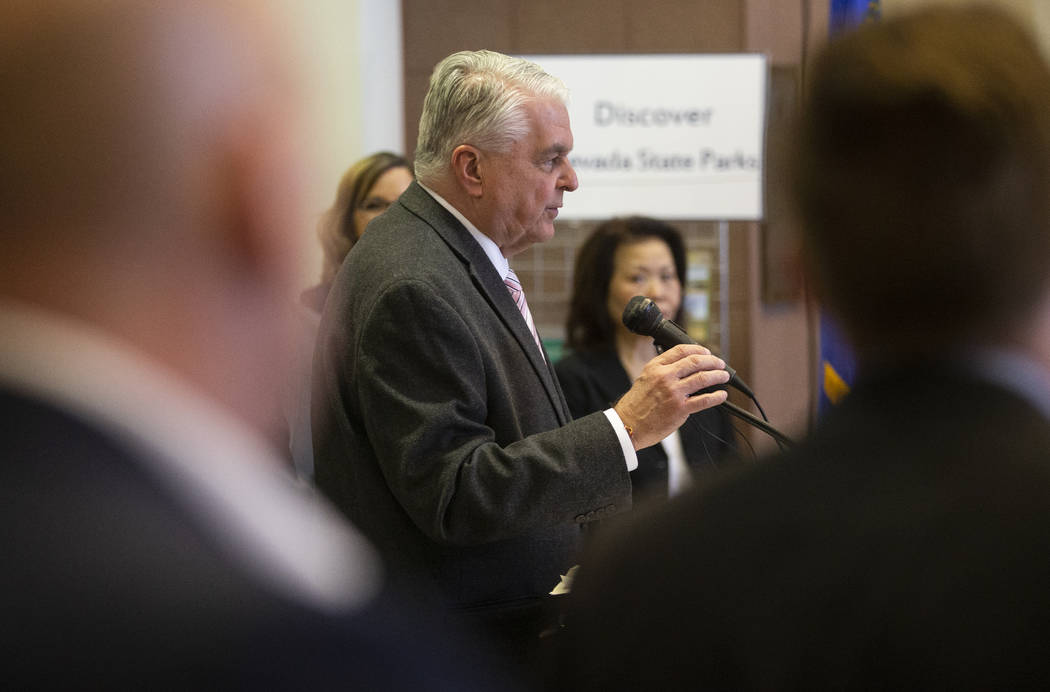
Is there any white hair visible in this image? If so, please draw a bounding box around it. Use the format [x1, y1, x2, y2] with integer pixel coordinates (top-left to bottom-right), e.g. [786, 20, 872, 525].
[414, 49, 569, 185]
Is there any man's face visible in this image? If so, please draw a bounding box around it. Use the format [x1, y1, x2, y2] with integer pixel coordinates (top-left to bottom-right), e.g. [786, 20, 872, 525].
[481, 97, 578, 257]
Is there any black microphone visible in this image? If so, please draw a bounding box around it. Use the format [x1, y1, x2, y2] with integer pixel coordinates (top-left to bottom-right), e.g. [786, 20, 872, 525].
[622, 295, 755, 399]
[622, 295, 792, 449]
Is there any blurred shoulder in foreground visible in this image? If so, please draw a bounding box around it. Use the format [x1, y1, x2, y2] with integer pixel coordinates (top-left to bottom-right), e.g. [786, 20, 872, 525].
[0, 1, 514, 688]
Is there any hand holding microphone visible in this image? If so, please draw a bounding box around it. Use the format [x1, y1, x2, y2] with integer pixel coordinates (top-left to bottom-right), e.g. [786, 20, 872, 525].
[621, 295, 794, 449]
[621, 295, 754, 398]
[612, 341, 730, 451]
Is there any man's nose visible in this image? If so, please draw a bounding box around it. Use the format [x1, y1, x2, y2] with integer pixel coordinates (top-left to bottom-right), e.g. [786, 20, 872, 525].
[559, 159, 578, 192]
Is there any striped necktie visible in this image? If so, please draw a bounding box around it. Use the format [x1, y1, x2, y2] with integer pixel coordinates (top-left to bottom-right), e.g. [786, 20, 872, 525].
[504, 268, 545, 359]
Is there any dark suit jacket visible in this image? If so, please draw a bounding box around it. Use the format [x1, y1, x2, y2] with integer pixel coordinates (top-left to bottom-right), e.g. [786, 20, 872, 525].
[555, 363, 1050, 690]
[556, 347, 737, 502]
[312, 183, 632, 620]
[1, 387, 507, 690]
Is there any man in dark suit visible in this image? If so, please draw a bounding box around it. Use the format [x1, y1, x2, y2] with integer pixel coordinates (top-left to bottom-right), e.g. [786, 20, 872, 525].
[0, 2, 510, 688]
[311, 49, 731, 666]
[555, 5, 1050, 690]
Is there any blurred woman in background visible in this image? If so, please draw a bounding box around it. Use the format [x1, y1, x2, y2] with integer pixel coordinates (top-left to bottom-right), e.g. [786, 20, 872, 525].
[556, 216, 737, 505]
[301, 151, 413, 312]
[289, 151, 412, 478]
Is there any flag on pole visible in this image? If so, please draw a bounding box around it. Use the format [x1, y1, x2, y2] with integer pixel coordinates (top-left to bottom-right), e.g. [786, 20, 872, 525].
[817, 0, 881, 416]
[829, 0, 882, 36]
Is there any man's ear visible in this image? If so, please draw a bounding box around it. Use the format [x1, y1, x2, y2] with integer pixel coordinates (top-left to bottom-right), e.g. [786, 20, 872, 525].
[217, 111, 303, 289]
[450, 144, 484, 198]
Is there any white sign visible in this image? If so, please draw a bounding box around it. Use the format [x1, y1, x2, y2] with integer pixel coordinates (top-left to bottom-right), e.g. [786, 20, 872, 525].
[524, 54, 768, 220]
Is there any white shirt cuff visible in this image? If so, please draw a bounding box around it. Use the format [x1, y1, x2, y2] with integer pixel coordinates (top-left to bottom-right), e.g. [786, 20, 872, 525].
[603, 408, 638, 471]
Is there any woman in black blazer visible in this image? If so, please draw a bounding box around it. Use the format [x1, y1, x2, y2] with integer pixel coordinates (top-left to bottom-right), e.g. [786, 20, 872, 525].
[555, 217, 738, 505]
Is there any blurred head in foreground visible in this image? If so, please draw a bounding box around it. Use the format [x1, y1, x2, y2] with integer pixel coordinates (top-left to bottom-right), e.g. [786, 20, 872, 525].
[792, 4, 1050, 366]
[0, 0, 309, 436]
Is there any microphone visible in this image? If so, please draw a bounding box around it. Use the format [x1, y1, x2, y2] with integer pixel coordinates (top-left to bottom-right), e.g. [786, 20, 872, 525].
[621, 295, 793, 449]
[622, 295, 755, 399]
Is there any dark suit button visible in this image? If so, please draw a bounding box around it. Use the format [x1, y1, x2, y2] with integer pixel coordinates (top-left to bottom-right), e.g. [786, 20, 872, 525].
[575, 514, 586, 524]
[606, 504, 616, 512]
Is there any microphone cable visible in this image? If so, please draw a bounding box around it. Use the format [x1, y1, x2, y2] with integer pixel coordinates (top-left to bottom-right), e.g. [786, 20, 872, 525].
[623, 295, 793, 449]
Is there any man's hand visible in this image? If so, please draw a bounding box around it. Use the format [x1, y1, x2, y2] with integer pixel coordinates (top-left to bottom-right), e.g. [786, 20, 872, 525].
[613, 344, 730, 450]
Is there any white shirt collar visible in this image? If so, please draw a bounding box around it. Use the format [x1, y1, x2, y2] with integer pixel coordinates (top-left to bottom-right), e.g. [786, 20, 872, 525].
[418, 181, 510, 280]
[0, 300, 382, 612]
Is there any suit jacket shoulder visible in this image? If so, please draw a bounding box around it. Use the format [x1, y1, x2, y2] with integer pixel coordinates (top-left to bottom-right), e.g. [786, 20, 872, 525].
[2, 388, 501, 690]
[557, 367, 1050, 690]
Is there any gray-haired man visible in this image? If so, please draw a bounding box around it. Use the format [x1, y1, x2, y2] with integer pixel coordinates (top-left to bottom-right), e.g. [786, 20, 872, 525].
[312, 49, 729, 666]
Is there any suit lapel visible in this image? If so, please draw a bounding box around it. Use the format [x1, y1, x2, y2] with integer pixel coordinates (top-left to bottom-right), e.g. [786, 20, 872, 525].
[399, 184, 571, 425]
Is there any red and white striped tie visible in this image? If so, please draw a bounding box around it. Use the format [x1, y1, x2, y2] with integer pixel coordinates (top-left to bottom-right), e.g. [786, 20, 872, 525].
[504, 268, 544, 358]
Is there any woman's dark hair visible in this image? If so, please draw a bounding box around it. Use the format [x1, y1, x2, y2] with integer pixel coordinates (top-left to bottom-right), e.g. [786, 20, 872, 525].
[317, 151, 411, 286]
[565, 216, 687, 353]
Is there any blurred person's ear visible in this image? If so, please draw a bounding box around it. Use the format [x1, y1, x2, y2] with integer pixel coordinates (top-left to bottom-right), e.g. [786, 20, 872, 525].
[216, 109, 306, 293]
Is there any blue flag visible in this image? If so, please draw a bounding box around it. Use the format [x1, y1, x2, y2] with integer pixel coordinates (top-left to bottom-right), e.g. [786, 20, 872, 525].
[818, 315, 856, 415]
[817, 1, 880, 415]
[829, 0, 882, 36]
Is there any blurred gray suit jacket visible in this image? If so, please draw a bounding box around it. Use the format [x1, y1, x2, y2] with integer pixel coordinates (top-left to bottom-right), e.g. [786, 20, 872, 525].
[312, 182, 632, 620]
